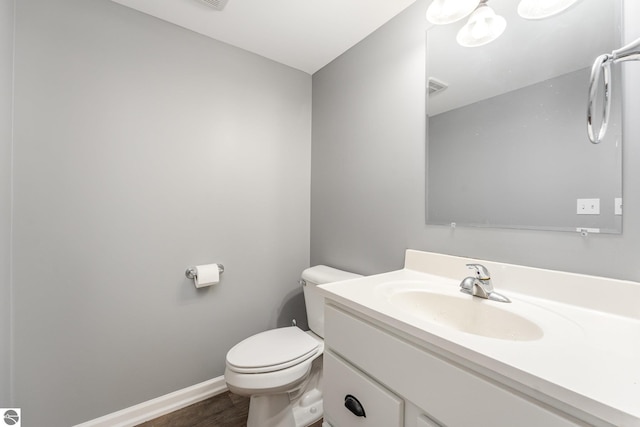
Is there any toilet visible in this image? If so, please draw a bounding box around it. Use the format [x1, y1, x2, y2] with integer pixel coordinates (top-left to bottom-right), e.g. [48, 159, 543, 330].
[224, 265, 361, 427]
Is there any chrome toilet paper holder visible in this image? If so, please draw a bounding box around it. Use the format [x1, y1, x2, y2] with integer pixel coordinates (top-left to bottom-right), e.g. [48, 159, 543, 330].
[185, 264, 225, 280]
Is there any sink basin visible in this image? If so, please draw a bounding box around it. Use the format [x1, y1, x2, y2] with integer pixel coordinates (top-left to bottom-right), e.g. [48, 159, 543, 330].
[387, 289, 544, 341]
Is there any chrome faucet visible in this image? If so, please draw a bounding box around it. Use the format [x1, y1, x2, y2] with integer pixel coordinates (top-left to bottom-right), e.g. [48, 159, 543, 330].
[460, 264, 510, 303]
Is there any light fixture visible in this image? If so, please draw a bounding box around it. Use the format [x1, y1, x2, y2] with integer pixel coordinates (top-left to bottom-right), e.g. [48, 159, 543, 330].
[456, 2, 506, 47]
[517, 0, 580, 20]
[426, 0, 480, 25]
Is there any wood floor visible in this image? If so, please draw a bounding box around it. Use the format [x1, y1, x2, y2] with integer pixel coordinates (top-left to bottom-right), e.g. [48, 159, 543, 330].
[136, 391, 323, 427]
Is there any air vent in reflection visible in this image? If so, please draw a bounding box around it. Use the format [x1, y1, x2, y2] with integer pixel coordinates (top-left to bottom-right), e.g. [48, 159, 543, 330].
[428, 77, 448, 95]
[198, 0, 229, 11]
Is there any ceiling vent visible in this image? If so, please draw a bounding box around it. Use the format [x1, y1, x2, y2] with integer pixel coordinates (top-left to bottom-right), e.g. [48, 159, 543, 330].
[428, 77, 448, 95]
[198, 0, 229, 11]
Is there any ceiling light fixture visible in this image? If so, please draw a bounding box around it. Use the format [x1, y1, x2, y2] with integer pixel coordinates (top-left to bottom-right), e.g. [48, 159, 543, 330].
[456, 1, 506, 47]
[517, 0, 580, 20]
[426, 0, 480, 25]
[427, 0, 581, 48]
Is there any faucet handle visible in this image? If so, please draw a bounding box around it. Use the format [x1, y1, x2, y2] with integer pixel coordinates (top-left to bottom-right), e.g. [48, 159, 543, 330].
[460, 276, 475, 291]
[466, 264, 491, 280]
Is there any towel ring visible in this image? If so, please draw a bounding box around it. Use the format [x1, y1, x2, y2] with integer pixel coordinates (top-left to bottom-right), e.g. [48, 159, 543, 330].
[587, 37, 640, 144]
[587, 54, 611, 144]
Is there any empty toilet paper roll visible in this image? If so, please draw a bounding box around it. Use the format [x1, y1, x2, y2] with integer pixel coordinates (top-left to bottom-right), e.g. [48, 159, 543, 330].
[193, 264, 220, 288]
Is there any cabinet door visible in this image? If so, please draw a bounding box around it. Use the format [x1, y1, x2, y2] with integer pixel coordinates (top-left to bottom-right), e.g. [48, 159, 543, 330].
[323, 351, 403, 427]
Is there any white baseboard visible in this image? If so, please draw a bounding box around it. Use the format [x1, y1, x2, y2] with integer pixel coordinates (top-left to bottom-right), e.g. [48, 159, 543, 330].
[74, 376, 228, 427]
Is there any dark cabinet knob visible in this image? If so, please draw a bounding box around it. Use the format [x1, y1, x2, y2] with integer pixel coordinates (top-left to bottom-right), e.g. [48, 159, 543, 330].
[344, 394, 366, 417]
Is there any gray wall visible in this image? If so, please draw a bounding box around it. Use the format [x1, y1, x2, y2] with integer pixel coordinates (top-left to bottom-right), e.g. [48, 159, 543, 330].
[12, 0, 310, 425]
[0, 0, 14, 408]
[311, 0, 640, 280]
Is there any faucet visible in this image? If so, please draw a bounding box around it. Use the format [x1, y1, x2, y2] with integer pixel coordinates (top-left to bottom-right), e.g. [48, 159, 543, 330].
[460, 264, 511, 303]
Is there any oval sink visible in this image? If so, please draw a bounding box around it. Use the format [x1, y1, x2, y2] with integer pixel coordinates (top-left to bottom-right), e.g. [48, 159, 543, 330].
[387, 290, 544, 341]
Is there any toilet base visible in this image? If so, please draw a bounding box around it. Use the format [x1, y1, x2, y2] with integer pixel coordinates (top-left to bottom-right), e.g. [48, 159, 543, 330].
[245, 356, 323, 427]
[246, 389, 323, 427]
[247, 393, 296, 427]
[292, 391, 323, 427]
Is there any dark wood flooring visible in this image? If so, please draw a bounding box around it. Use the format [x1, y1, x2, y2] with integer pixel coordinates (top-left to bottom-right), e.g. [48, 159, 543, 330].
[136, 391, 323, 427]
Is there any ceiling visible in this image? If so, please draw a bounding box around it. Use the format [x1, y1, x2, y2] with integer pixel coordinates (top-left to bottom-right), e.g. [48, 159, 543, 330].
[109, 0, 418, 74]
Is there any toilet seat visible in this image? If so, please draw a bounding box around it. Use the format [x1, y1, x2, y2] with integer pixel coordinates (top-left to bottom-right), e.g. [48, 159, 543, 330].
[226, 327, 320, 374]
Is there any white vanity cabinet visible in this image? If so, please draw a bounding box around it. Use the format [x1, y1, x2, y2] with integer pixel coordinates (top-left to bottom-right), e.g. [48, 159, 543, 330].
[323, 303, 583, 427]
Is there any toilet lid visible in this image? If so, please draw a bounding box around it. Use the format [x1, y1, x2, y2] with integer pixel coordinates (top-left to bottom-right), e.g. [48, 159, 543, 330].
[226, 327, 320, 374]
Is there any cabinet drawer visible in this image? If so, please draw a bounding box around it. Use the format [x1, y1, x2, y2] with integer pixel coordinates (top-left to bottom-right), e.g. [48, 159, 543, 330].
[324, 351, 403, 427]
[325, 304, 582, 427]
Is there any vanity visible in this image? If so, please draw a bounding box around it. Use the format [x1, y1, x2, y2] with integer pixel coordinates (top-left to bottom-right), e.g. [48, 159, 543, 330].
[317, 250, 640, 427]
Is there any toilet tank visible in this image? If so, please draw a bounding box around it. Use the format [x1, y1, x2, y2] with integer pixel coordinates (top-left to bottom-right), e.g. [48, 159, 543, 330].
[301, 265, 362, 338]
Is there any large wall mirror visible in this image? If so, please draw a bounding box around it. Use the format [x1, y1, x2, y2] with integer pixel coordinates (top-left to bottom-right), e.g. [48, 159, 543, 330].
[426, 0, 623, 234]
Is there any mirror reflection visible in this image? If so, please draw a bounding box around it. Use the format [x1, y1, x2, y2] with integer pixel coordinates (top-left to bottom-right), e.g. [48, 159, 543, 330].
[426, 0, 623, 234]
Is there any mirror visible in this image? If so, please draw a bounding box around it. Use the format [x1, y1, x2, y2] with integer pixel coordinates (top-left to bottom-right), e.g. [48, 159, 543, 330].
[426, 0, 623, 234]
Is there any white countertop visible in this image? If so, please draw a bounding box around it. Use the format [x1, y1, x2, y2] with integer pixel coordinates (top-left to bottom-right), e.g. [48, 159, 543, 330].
[317, 250, 640, 427]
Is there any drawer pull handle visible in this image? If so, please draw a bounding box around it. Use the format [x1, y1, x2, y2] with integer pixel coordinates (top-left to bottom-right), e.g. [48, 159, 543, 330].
[344, 394, 366, 417]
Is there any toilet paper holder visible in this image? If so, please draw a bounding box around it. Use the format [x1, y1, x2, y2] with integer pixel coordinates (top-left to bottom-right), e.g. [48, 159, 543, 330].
[185, 264, 225, 280]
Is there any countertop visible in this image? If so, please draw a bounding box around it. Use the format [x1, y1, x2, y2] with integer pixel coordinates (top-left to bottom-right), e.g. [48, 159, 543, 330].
[317, 250, 640, 427]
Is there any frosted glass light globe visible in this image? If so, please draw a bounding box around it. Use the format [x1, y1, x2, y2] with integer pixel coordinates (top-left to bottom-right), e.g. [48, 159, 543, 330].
[426, 0, 480, 25]
[517, 0, 580, 20]
[456, 4, 507, 47]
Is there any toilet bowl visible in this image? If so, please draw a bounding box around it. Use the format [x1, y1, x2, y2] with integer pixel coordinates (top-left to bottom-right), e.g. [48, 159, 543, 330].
[224, 265, 361, 427]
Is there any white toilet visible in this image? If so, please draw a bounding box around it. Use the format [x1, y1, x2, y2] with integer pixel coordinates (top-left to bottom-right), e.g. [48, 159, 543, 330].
[224, 265, 361, 427]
